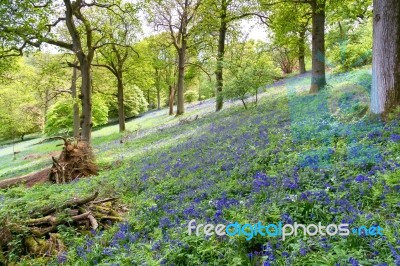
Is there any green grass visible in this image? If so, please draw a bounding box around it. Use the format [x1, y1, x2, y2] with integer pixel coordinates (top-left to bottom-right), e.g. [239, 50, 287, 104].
[1, 68, 399, 265]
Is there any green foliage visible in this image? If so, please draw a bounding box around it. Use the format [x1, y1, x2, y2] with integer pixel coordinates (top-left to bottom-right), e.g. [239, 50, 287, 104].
[224, 41, 279, 108]
[45, 98, 76, 135]
[224, 66, 266, 108]
[108, 85, 148, 118]
[45, 95, 109, 135]
[0, 58, 43, 140]
[268, 2, 311, 73]
[184, 90, 199, 103]
[0, 103, 43, 140]
[327, 15, 373, 73]
[125, 86, 149, 116]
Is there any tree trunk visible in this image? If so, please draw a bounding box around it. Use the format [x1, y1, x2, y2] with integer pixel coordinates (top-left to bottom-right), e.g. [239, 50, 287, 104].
[155, 68, 161, 110]
[177, 45, 186, 115]
[70, 62, 80, 138]
[64, 0, 93, 143]
[309, 0, 326, 93]
[157, 89, 161, 110]
[298, 30, 306, 74]
[79, 59, 92, 142]
[44, 89, 49, 124]
[216, 0, 227, 112]
[147, 88, 150, 108]
[117, 75, 125, 132]
[371, 0, 400, 116]
[169, 85, 175, 115]
[241, 99, 247, 110]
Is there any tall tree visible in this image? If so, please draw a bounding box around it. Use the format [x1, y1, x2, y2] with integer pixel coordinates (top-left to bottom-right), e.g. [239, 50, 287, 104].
[70, 59, 80, 138]
[94, 4, 139, 132]
[203, 0, 268, 111]
[263, 0, 326, 92]
[371, 0, 400, 116]
[151, 40, 176, 111]
[151, 0, 202, 115]
[0, 0, 127, 143]
[309, 0, 326, 93]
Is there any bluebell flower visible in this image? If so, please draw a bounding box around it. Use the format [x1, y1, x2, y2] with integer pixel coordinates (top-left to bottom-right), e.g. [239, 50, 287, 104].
[355, 175, 369, 183]
[102, 247, 113, 256]
[283, 176, 299, 190]
[252, 172, 271, 192]
[76, 246, 86, 258]
[159, 217, 172, 228]
[57, 252, 67, 264]
[390, 134, 400, 142]
[367, 130, 382, 139]
[299, 248, 307, 256]
[151, 240, 161, 251]
[348, 257, 359, 266]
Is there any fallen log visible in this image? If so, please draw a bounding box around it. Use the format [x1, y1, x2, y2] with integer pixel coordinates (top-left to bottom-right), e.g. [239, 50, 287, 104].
[27, 215, 57, 226]
[30, 191, 99, 218]
[0, 168, 51, 189]
[91, 197, 118, 205]
[88, 214, 99, 230]
[27, 212, 91, 228]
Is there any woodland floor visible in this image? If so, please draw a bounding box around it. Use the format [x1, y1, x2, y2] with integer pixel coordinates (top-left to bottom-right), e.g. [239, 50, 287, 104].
[1, 67, 399, 265]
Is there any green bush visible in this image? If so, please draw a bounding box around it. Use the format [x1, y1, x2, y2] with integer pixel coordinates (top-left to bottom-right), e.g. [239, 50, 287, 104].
[224, 40, 280, 109]
[0, 104, 43, 140]
[327, 18, 372, 73]
[108, 85, 148, 118]
[225, 66, 274, 109]
[184, 90, 199, 103]
[45, 95, 109, 135]
[329, 42, 372, 73]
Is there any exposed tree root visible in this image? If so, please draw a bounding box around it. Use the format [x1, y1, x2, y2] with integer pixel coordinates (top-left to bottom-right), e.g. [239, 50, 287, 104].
[48, 137, 97, 184]
[0, 137, 98, 190]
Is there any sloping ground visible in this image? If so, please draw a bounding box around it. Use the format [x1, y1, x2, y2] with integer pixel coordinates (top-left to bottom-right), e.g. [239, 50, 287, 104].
[1, 69, 400, 265]
[0, 96, 239, 181]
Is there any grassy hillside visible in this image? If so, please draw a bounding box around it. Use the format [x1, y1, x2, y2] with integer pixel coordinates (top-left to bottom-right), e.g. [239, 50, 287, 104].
[1, 68, 399, 265]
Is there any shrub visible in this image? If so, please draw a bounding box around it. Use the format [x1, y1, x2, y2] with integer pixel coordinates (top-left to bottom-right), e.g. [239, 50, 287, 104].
[108, 85, 148, 118]
[225, 66, 273, 109]
[184, 90, 199, 103]
[327, 18, 373, 73]
[45, 95, 109, 135]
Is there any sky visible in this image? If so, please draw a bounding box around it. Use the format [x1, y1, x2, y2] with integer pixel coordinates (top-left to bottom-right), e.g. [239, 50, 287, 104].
[42, 9, 269, 54]
[239, 18, 269, 41]
[139, 8, 268, 42]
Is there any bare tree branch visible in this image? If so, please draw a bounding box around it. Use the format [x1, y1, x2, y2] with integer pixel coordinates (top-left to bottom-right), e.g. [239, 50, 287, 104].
[186, 62, 212, 81]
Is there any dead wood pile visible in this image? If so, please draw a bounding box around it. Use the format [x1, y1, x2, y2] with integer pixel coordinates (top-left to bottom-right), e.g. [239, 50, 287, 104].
[0, 192, 126, 263]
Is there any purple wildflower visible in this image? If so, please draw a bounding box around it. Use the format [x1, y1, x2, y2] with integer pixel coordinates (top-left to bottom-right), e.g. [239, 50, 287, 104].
[390, 134, 400, 142]
[57, 252, 68, 264]
[355, 175, 369, 183]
